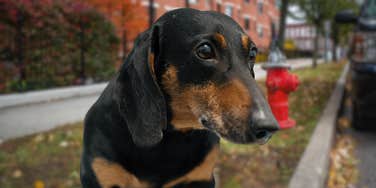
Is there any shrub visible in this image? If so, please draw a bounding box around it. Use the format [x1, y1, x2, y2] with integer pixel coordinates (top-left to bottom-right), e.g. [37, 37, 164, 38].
[0, 0, 119, 93]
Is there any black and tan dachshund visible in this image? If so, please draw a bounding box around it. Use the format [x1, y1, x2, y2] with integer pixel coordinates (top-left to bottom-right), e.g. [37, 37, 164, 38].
[81, 8, 279, 188]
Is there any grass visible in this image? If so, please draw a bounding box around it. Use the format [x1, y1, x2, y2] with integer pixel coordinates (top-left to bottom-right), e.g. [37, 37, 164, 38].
[0, 124, 82, 188]
[0, 62, 345, 188]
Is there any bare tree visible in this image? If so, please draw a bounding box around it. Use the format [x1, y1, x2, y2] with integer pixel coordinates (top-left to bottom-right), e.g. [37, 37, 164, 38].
[292, 0, 357, 67]
[277, 0, 289, 51]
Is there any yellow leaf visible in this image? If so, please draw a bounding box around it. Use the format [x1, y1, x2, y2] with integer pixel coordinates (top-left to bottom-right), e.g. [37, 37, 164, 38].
[34, 180, 45, 188]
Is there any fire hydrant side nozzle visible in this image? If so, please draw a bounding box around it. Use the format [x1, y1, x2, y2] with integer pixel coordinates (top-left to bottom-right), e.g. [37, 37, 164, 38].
[261, 47, 300, 129]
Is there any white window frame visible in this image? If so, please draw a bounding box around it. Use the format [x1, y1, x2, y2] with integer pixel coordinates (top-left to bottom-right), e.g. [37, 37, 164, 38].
[224, 4, 234, 16]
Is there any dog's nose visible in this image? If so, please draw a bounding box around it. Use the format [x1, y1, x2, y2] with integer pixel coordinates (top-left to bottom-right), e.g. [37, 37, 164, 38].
[253, 117, 279, 142]
[248, 84, 279, 143]
[250, 106, 279, 144]
[254, 117, 279, 133]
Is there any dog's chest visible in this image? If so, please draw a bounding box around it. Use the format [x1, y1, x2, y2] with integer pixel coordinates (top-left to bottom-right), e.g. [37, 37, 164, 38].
[121, 130, 220, 184]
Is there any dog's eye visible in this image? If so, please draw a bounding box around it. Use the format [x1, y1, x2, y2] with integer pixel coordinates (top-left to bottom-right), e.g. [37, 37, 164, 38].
[249, 47, 257, 62]
[196, 43, 215, 60]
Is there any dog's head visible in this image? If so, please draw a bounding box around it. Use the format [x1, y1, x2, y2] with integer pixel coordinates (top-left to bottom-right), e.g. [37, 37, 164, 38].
[116, 8, 279, 147]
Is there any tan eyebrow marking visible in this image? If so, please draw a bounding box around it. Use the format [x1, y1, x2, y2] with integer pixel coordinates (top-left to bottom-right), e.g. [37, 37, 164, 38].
[241, 35, 249, 51]
[213, 33, 227, 49]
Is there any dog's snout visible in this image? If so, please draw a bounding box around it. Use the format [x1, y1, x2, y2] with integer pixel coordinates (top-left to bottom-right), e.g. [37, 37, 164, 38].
[253, 117, 279, 141]
[250, 99, 280, 143]
[248, 83, 280, 142]
[255, 130, 269, 140]
[254, 118, 280, 133]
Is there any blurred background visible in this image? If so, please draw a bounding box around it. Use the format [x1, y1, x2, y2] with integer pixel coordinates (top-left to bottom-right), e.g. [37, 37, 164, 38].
[0, 0, 357, 93]
[1, 0, 375, 188]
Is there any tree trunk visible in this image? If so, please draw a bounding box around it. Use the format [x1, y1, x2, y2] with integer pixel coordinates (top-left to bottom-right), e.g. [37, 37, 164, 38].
[313, 27, 319, 68]
[331, 24, 338, 62]
[332, 41, 337, 62]
[277, 0, 289, 51]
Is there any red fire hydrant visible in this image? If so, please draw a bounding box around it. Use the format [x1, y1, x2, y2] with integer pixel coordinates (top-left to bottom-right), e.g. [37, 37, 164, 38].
[262, 54, 299, 129]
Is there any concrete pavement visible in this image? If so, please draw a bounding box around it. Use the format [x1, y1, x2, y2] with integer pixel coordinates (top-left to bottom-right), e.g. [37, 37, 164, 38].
[0, 58, 322, 141]
[0, 95, 99, 141]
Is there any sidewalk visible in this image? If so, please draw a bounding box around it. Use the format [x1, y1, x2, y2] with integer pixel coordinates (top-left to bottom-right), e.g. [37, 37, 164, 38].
[0, 58, 322, 141]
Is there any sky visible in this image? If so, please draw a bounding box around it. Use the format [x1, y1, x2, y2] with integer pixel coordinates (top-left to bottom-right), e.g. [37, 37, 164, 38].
[287, 5, 306, 24]
[286, 0, 364, 25]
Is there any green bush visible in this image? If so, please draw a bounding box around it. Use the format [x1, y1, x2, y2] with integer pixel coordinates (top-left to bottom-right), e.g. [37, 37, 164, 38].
[0, 0, 119, 93]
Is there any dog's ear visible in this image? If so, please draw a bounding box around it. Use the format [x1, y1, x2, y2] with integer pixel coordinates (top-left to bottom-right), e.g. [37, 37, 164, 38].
[115, 25, 166, 147]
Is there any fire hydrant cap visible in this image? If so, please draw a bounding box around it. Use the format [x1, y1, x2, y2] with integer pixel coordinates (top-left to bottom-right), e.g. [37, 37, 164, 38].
[261, 47, 291, 70]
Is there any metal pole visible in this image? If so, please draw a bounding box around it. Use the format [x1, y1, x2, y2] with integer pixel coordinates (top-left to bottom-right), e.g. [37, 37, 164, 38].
[149, 0, 155, 27]
[324, 20, 331, 62]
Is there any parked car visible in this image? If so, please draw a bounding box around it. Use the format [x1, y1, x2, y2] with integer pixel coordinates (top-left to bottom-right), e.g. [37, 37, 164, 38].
[335, 0, 376, 129]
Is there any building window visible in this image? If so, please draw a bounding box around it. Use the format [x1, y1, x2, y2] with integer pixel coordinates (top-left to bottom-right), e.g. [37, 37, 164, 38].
[205, 0, 211, 9]
[275, 0, 281, 8]
[189, 0, 198, 4]
[244, 0, 250, 3]
[244, 17, 250, 30]
[257, 24, 263, 38]
[257, 1, 263, 14]
[216, 3, 221, 12]
[224, 5, 233, 17]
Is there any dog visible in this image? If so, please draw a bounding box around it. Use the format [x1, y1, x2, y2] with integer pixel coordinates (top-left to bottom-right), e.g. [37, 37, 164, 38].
[80, 8, 279, 188]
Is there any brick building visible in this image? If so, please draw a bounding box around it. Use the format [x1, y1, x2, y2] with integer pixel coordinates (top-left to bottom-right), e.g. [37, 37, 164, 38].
[88, 0, 280, 58]
[133, 0, 280, 51]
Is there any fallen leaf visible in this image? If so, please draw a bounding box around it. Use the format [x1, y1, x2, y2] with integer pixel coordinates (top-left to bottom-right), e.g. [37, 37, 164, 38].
[33, 134, 44, 143]
[34, 180, 45, 188]
[59, 141, 69, 147]
[48, 134, 55, 142]
[12, 169, 23, 178]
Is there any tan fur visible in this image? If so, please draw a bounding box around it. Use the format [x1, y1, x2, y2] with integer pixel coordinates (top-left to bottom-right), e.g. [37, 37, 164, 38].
[92, 158, 149, 188]
[213, 33, 227, 49]
[161, 66, 204, 131]
[241, 35, 249, 51]
[162, 66, 252, 133]
[163, 146, 219, 187]
[148, 52, 155, 75]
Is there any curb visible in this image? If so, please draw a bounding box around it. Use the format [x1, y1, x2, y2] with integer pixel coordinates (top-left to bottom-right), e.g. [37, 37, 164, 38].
[288, 63, 349, 188]
[0, 83, 106, 109]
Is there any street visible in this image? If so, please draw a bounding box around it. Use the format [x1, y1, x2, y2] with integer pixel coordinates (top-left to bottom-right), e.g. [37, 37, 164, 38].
[352, 130, 376, 188]
[336, 86, 376, 188]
